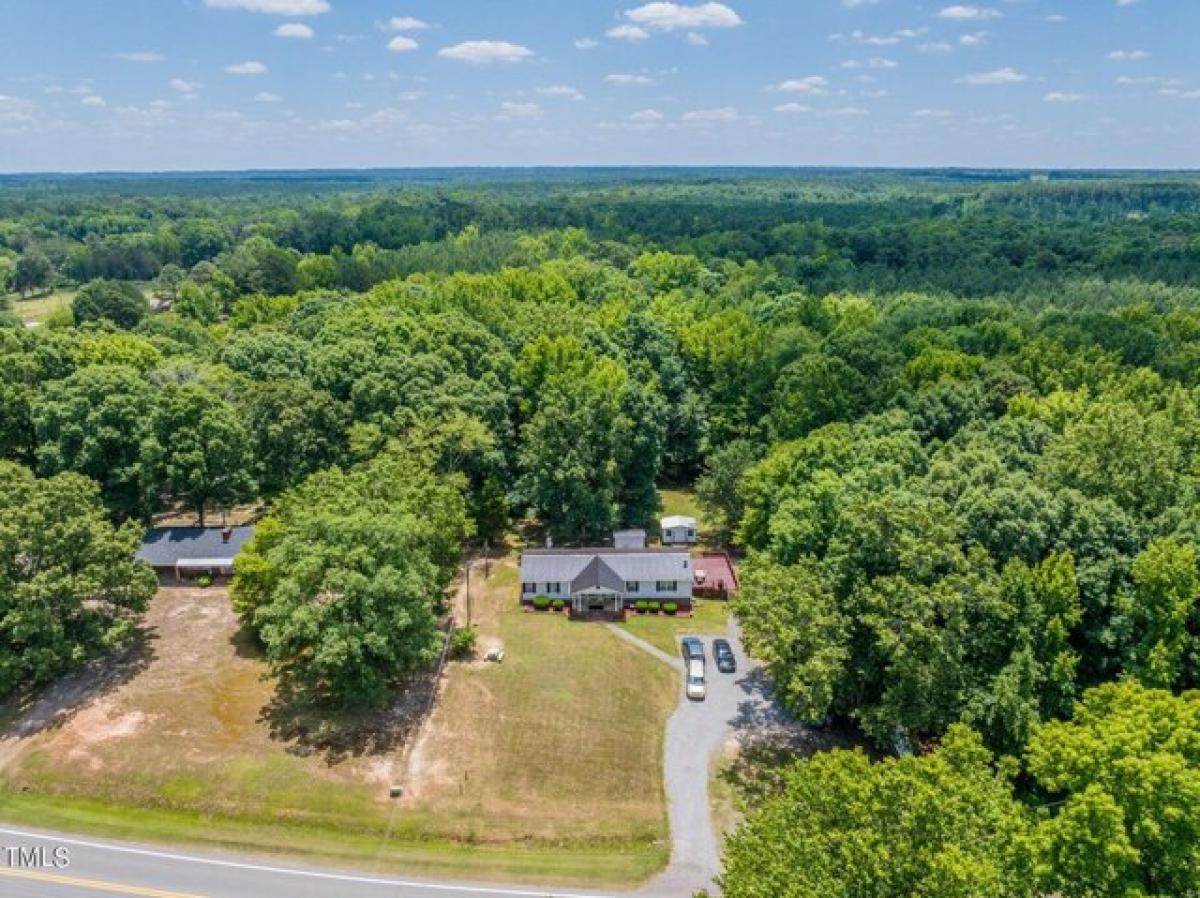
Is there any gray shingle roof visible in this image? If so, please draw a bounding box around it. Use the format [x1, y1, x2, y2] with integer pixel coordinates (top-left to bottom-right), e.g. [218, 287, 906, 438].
[520, 549, 690, 588]
[572, 556, 628, 593]
[136, 526, 255, 567]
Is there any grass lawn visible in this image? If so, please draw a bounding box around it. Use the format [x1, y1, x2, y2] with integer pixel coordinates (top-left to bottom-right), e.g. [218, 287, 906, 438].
[9, 290, 74, 324]
[618, 599, 731, 657]
[0, 563, 678, 887]
[659, 487, 702, 521]
[400, 559, 677, 878]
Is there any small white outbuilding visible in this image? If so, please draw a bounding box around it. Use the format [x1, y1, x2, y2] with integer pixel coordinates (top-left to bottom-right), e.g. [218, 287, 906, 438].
[660, 515, 698, 545]
[613, 529, 647, 549]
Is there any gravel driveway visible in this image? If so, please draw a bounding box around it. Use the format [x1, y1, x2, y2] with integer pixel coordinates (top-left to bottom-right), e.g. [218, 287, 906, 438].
[614, 619, 792, 898]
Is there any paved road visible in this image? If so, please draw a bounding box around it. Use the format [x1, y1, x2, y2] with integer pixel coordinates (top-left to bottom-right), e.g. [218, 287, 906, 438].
[0, 826, 619, 898]
[621, 621, 789, 898]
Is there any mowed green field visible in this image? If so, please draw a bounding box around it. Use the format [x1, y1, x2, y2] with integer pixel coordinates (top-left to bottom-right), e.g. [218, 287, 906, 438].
[397, 560, 677, 874]
[9, 290, 74, 324]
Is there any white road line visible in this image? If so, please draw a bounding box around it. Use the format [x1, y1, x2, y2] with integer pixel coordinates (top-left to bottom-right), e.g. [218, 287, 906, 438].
[0, 828, 616, 898]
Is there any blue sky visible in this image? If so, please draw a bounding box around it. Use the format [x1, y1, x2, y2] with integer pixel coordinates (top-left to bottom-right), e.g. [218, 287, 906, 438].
[0, 0, 1196, 171]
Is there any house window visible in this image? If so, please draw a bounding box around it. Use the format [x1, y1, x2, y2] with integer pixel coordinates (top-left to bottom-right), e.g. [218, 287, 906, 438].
[655, 580, 678, 592]
[687, 529, 695, 538]
[625, 581, 640, 593]
[522, 582, 536, 595]
[546, 582, 562, 595]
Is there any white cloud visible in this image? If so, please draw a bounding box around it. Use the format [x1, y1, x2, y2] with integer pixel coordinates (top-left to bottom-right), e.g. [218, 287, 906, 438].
[687, 32, 709, 46]
[1107, 49, 1150, 61]
[81, 95, 106, 106]
[1117, 76, 1179, 86]
[274, 23, 314, 39]
[497, 101, 541, 119]
[575, 38, 599, 50]
[959, 32, 988, 46]
[204, 0, 329, 14]
[169, 78, 203, 93]
[624, 2, 744, 31]
[829, 106, 868, 116]
[606, 73, 656, 85]
[388, 16, 429, 31]
[1044, 91, 1086, 103]
[1116, 0, 1139, 5]
[225, 61, 268, 75]
[842, 58, 896, 69]
[1159, 87, 1200, 99]
[770, 75, 830, 95]
[938, 5, 1002, 20]
[608, 24, 650, 41]
[117, 51, 164, 63]
[438, 41, 533, 64]
[773, 102, 811, 113]
[388, 36, 419, 53]
[913, 108, 953, 117]
[842, 0, 880, 6]
[956, 66, 1027, 85]
[537, 85, 585, 100]
[255, 91, 283, 102]
[630, 108, 664, 121]
[847, 27, 926, 46]
[919, 41, 953, 53]
[681, 105, 739, 123]
[1045, 14, 1067, 22]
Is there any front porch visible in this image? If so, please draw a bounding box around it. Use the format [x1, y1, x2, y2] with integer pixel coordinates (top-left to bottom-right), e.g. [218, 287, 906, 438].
[569, 588, 625, 620]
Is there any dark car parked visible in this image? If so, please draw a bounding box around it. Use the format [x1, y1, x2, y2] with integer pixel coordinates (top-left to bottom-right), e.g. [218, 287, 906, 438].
[681, 636, 705, 662]
[713, 638, 736, 673]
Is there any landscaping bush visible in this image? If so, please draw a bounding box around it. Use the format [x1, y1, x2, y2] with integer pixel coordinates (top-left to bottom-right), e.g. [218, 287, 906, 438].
[552, 598, 566, 611]
[196, 574, 214, 588]
[664, 602, 678, 615]
[647, 601, 661, 613]
[450, 624, 478, 659]
[533, 595, 551, 610]
[635, 600, 648, 613]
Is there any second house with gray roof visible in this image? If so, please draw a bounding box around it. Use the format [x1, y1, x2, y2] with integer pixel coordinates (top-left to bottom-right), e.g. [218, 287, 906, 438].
[519, 547, 694, 618]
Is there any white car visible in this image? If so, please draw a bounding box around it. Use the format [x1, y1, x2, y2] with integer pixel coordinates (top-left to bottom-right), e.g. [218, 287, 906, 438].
[686, 659, 706, 701]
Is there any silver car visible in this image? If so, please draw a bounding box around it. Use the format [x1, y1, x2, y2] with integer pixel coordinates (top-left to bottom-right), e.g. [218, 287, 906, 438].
[686, 659, 706, 701]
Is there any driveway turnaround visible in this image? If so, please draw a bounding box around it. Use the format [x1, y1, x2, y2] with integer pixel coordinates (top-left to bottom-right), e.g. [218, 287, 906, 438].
[615, 621, 791, 898]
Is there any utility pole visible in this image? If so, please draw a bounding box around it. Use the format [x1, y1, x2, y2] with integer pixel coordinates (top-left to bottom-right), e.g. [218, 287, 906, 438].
[465, 557, 472, 628]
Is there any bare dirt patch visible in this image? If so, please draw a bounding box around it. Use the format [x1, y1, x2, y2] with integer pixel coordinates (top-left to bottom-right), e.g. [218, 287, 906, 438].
[0, 586, 399, 826]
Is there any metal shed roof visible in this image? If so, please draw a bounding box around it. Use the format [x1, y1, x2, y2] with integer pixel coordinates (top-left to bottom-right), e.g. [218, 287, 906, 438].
[660, 515, 697, 529]
[136, 526, 255, 567]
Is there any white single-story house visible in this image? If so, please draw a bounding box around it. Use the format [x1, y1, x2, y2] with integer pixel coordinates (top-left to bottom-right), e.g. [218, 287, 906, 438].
[520, 548, 694, 617]
[660, 515, 698, 545]
[613, 529, 647, 549]
[136, 526, 255, 582]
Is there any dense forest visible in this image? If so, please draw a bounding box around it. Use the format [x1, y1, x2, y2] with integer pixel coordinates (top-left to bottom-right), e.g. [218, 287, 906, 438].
[3, 169, 1200, 897]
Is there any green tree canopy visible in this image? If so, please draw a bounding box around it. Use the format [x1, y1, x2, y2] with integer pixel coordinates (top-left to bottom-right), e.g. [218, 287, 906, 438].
[72, 279, 149, 329]
[1028, 682, 1200, 898]
[148, 383, 255, 525]
[32, 365, 157, 520]
[232, 450, 471, 707]
[718, 725, 1036, 898]
[0, 462, 157, 695]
